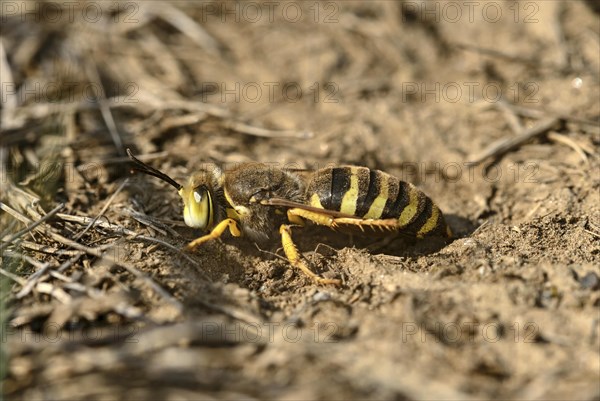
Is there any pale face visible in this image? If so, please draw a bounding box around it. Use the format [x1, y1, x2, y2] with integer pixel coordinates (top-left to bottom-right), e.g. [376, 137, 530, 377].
[179, 184, 212, 229]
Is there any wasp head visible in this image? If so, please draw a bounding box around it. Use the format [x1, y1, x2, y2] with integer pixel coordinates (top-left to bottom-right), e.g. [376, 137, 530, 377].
[127, 149, 221, 231]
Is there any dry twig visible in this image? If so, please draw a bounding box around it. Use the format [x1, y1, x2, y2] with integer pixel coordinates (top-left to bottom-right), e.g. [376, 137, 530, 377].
[467, 117, 561, 166]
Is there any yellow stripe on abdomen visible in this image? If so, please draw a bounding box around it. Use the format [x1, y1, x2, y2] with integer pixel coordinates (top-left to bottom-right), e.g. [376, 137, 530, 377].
[417, 204, 440, 237]
[398, 186, 419, 227]
[340, 167, 360, 215]
[363, 175, 389, 219]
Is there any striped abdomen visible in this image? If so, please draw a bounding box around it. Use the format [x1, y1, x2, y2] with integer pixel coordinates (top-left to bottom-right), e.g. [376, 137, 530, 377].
[306, 166, 451, 238]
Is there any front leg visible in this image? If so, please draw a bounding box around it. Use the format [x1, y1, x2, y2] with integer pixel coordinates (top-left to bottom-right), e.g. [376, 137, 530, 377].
[186, 218, 242, 250]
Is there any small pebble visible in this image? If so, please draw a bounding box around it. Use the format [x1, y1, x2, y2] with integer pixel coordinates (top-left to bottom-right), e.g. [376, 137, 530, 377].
[313, 291, 331, 302]
[463, 238, 478, 248]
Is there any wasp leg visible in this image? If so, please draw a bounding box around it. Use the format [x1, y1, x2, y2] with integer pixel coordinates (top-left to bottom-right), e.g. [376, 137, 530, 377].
[331, 217, 400, 232]
[279, 224, 341, 285]
[286, 208, 398, 233]
[186, 218, 242, 250]
[287, 208, 334, 227]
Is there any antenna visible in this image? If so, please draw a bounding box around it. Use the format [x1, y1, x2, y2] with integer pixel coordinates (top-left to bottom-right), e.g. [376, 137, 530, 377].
[126, 148, 182, 191]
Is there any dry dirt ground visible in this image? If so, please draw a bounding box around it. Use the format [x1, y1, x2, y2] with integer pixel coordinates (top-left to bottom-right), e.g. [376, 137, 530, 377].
[1, 1, 599, 400]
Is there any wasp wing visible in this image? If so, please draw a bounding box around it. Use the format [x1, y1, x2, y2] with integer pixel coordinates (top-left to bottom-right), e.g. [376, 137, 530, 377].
[261, 198, 358, 219]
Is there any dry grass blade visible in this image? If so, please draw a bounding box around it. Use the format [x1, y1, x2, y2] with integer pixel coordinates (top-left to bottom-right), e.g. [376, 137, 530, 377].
[77, 151, 169, 168]
[14, 254, 83, 300]
[7, 242, 106, 301]
[2, 203, 184, 314]
[223, 120, 314, 139]
[15, 261, 51, 299]
[133, 235, 211, 281]
[467, 117, 561, 166]
[495, 99, 524, 133]
[491, 100, 589, 167]
[74, 179, 129, 240]
[0, 266, 27, 286]
[3, 251, 48, 270]
[56, 237, 185, 314]
[498, 103, 600, 126]
[35, 282, 72, 304]
[56, 253, 84, 273]
[1, 250, 55, 293]
[19, 240, 81, 256]
[471, 220, 490, 236]
[0, 202, 64, 253]
[126, 91, 309, 139]
[547, 132, 589, 164]
[0, 37, 17, 113]
[584, 221, 600, 239]
[130, 90, 231, 118]
[152, 113, 207, 137]
[57, 212, 206, 280]
[194, 299, 263, 325]
[123, 208, 180, 238]
[57, 213, 138, 236]
[455, 42, 563, 70]
[84, 61, 125, 156]
[145, 2, 220, 56]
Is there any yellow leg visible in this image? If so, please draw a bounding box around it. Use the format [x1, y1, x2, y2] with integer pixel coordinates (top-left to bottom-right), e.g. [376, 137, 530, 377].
[186, 218, 242, 250]
[288, 208, 334, 227]
[286, 209, 306, 226]
[332, 217, 400, 232]
[279, 224, 341, 285]
[287, 208, 398, 232]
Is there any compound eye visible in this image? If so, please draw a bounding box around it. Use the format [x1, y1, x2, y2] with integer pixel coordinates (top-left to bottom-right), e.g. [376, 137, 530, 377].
[182, 186, 212, 229]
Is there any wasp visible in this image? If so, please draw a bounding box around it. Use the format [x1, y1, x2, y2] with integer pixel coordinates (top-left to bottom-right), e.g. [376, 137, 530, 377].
[127, 149, 452, 285]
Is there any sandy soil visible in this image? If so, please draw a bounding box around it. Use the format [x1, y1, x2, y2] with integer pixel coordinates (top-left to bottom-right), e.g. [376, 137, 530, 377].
[1, 1, 599, 400]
